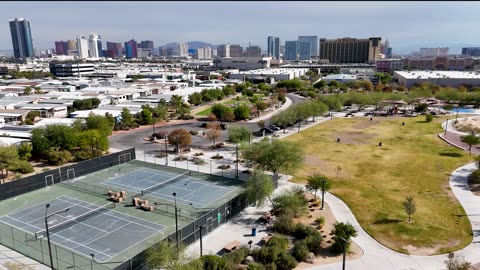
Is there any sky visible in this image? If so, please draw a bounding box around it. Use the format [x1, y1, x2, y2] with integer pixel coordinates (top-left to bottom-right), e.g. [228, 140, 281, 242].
[1, 1, 479, 54]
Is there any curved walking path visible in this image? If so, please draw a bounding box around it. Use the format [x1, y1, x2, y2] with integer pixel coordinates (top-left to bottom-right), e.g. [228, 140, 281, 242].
[439, 118, 480, 155]
[307, 162, 480, 270]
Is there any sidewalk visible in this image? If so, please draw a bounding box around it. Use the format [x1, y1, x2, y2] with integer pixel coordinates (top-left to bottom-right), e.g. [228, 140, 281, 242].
[248, 96, 293, 123]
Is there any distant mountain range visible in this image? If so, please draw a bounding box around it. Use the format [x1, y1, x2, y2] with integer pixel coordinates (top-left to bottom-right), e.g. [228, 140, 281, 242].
[162, 41, 217, 50]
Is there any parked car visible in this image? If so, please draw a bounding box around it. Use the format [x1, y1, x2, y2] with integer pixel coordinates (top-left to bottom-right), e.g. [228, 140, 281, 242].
[199, 123, 208, 128]
[269, 125, 281, 131]
[200, 123, 228, 130]
[260, 127, 275, 134]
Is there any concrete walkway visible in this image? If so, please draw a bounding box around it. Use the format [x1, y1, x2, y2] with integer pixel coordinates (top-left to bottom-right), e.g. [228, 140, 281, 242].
[248, 96, 293, 123]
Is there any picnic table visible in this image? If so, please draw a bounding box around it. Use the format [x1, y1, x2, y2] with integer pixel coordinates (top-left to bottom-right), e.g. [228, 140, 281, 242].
[223, 241, 241, 253]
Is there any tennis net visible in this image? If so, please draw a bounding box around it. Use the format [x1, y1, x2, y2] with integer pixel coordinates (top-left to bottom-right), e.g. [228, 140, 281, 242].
[141, 171, 191, 196]
[35, 202, 114, 239]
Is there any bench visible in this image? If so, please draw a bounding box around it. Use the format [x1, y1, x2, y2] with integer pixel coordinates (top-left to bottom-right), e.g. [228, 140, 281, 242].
[260, 235, 272, 245]
[223, 241, 241, 253]
[108, 190, 126, 203]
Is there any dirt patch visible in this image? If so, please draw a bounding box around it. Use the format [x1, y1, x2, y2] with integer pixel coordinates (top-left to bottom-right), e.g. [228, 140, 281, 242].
[352, 119, 379, 130]
[329, 131, 375, 145]
[301, 155, 350, 180]
[402, 240, 461, 255]
[294, 192, 363, 268]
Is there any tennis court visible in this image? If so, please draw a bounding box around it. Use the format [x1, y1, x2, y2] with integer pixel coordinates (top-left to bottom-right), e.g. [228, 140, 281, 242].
[102, 168, 236, 208]
[0, 196, 164, 263]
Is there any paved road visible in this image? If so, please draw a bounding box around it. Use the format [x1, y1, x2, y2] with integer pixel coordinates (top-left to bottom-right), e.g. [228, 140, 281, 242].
[108, 94, 306, 153]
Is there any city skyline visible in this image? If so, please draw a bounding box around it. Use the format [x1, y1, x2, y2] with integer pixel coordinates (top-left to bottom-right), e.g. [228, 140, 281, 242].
[1, 1, 479, 54]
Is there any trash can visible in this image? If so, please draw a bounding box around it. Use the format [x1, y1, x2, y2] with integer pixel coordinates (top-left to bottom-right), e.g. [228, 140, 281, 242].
[252, 228, 257, 236]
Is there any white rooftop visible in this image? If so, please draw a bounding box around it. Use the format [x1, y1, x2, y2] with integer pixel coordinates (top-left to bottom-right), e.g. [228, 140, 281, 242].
[395, 70, 480, 79]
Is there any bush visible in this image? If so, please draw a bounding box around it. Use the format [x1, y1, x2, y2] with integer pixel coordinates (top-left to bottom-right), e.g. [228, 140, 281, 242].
[292, 241, 309, 262]
[276, 252, 297, 270]
[156, 152, 167, 158]
[189, 130, 199, 135]
[292, 223, 319, 239]
[15, 172, 22, 180]
[272, 215, 295, 234]
[193, 152, 204, 156]
[153, 131, 168, 139]
[243, 89, 255, 97]
[201, 255, 223, 270]
[218, 165, 230, 169]
[173, 155, 188, 161]
[179, 114, 194, 120]
[211, 154, 223, 159]
[425, 114, 433, 122]
[13, 160, 34, 174]
[228, 126, 252, 143]
[223, 246, 249, 267]
[73, 149, 95, 161]
[305, 233, 323, 255]
[46, 149, 73, 165]
[234, 105, 251, 120]
[248, 263, 265, 270]
[315, 216, 325, 225]
[469, 169, 480, 184]
[192, 158, 207, 165]
[17, 143, 32, 160]
[266, 235, 289, 250]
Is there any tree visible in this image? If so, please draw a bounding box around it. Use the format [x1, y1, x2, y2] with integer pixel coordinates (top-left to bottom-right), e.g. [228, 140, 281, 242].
[273, 186, 309, 217]
[313, 80, 326, 89]
[0, 145, 19, 181]
[306, 174, 331, 199]
[154, 100, 169, 122]
[374, 82, 384, 92]
[228, 126, 252, 143]
[233, 105, 251, 120]
[210, 104, 233, 122]
[362, 80, 373, 91]
[167, 129, 192, 152]
[330, 222, 358, 254]
[17, 143, 32, 161]
[461, 134, 480, 155]
[23, 86, 32, 95]
[170, 95, 184, 114]
[444, 256, 471, 270]
[85, 113, 113, 136]
[120, 107, 134, 129]
[139, 105, 153, 125]
[188, 92, 203, 106]
[244, 169, 275, 208]
[31, 124, 77, 156]
[242, 138, 304, 175]
[414, 103, 429, 113]
[146, 240, 190, 270]
[205, 124, 221, 146]
[402, 195, 416, 222]
[34, 86, 43, 94]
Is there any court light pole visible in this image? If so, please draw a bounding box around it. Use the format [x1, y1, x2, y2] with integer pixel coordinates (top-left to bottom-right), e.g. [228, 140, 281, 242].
[173, 192, 179, 253]
[444, 118, 448, 135]
[45, 204, 70, 270]
[195, 225, 204, 257]
[320, 180, 325, 210]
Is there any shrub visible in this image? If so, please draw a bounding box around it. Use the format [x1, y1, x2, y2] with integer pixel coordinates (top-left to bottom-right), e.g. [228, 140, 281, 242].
[179, 114, 194, 120]
[189, 130, 199, 135]
[223, 246, 249, 268]
[469, 169, 480, 184]
[15, 173, 22, 180]
[292, 241, 309, 262]
[193, 152, 204, 156]
[193, 158, 207, 165]
[266, 235, 289, 250]
[211, 154, 223, 159]
[315, 216, 325, 225]
[13, 160, 34, 174]
[173, 155, 188, 161]
[276, 252, 297, 270]
[305, 233, 323, 255]
[218, 165, 230, 169]
[425, 114, 433, 122]
[17, 143, 32, 160]
[153, 130, 168, 139]
[156, 152, 167, 158]
[201, 255, 223, 270]
[234, 105, 251, 120]
[272, 215, 295, 234]
[46, 149, 73, 165]
[248, 263, 265, 270]
[74, 149, 95, 161]
[292, 223, 319, 240]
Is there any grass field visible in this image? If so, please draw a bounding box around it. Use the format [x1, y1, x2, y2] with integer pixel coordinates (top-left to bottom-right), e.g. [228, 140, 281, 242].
[196, 107, 212, 116]
[284, 116, 473, 255]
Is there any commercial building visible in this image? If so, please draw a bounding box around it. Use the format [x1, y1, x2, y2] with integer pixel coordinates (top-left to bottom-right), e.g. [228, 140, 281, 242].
[322, 74, 358, 83]
[217, 44, 230, 58]
[229, 68, 308, 81]
[284, 41, 298, 60]
[214, 57, 271, 70]
[195, 47, 212, 60]
[267, 36, 280, 59]
[462, 47, 480, 57]
[178, 43, 188, 57]
[76, 35, 89, 59]
[106, 42, 122, 58]
[298, 41, 311, 60]
[298, 36, 318, 58]
[245, 45, 261, 57]
[229, 45, 243, 57]
[67, 40, 77, 52]
[49, 63, 95, 77]
[403, 56, 474, 70]
[125, 39, 138, 58]
[419, 47, 449, 57]
[9, 18, 34, 59]
[394, 70, 480, 88]
[319, 37, 382, 63]
[375, 59, 404, 73]
[140, 40, 154, 51]
[137, 48, 153, 58]
[54, 41, 69, 55]
[88, 33, 101, 58]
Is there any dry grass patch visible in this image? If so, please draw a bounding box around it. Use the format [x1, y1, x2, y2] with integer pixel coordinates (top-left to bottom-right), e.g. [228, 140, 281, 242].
[286, 117, 473, 255]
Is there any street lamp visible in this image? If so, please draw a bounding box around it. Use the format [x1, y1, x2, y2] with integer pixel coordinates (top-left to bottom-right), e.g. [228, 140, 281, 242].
[173, 192, 179, 253]
[340, 237, 348, 270]
[444, 118, 449, 135]
[45, 204, 70, 270]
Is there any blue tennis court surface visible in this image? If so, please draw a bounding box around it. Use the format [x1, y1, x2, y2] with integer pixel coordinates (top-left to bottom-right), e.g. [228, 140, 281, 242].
[0, 196, 164, 262]
[103, 169, 236, 208]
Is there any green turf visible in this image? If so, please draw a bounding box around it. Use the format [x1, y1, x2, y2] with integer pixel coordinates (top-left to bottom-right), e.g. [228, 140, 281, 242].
[195, 107, 212, 116]
[284, 116, 473, 254]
